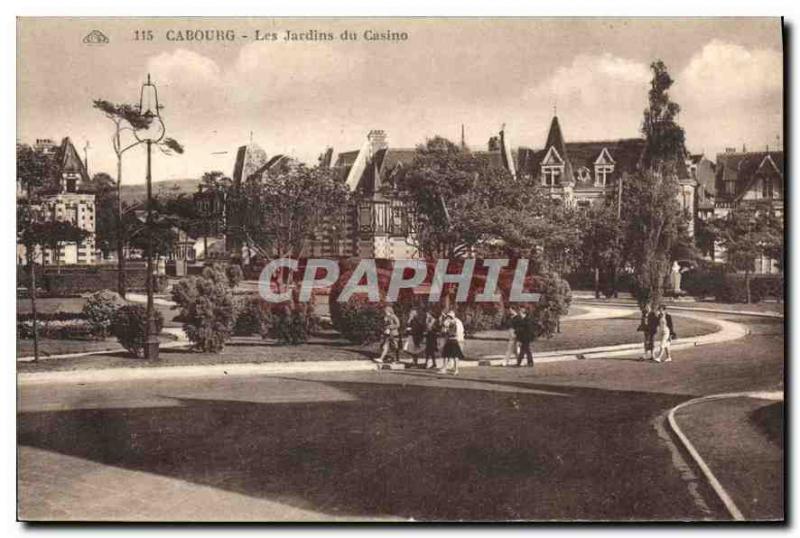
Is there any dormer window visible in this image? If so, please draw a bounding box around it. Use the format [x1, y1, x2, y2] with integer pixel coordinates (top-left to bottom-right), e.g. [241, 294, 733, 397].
[542, 166, 562, 186]
[594, 165, 613, 186]
[593, 148, 615, 187]
[541, 146, 565, 187]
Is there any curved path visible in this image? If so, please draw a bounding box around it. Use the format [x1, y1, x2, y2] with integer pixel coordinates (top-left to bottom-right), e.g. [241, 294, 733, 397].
[18, 308, 783, 521]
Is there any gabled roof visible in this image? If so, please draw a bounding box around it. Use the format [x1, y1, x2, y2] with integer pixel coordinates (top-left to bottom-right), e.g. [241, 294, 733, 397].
[38, 137, 92, 193]
[518, 137, 646, 189]
[334, 147, 417, 194]
[715, 150, 784, 200]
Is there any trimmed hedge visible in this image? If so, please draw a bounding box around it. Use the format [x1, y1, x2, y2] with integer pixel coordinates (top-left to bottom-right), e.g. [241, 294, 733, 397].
[17, 318, 105, 340]
[32, 268, 168, 297]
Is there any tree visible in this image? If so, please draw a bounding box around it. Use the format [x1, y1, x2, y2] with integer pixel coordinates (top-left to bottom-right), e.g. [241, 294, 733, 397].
[89, 172, 118, 258]
[707, 202, 783, 303]
[232, 164, 349, 280]
[396, 136, 561, 262]
[615, 170, 683, 308]
[577, 202, 622, 298]
[641, 60, 687, 174]
[17, 144, 64, 361]
[93, 99, 184, 298]
[621, 60, 689, 308]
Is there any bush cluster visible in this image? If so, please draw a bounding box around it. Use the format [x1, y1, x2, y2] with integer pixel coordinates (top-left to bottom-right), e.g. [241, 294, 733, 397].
[82, 290, 126, 337]
[17, 318, 105, 340]
[328, 266, 572, 344]
[171, 265, 237, 353]
[110, 304, 165, 357]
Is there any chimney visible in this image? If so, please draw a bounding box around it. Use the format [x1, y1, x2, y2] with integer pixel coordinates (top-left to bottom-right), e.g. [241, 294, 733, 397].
[367, 130, 388, 156]
[488, 136, 500, 152]
[742, 143, 747, 153]
[725, 147, 736, 153]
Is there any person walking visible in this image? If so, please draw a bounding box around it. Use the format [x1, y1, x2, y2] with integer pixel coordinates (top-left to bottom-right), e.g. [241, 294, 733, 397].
[653, 305, 677, 363]
[514, 308, 535, 368]
[503, 306, 520, 367]
[440, 310, 465, 375]
[637, 304, 659, 361]
[376, 305, 401, 363]
[423, 309, 440, 369]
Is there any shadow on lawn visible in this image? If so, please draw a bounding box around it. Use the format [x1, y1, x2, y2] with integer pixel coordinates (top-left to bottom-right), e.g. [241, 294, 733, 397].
[17, 374, 709, 521]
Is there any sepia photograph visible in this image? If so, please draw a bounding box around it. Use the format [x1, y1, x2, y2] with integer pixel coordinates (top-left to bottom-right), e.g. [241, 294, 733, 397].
[15, 16, 784, 522]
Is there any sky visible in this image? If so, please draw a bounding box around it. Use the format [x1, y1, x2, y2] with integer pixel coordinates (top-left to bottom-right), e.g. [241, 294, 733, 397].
[17, 17, 783, 184]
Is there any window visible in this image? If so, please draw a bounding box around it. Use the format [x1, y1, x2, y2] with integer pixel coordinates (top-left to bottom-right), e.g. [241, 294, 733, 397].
[594, 165, 614, 187]
[541, 166, 563, 186]
[762, 176, 773, 199]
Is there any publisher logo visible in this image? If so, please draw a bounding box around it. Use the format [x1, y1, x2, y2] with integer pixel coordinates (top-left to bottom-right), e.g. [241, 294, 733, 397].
[83, 30, 109, 45]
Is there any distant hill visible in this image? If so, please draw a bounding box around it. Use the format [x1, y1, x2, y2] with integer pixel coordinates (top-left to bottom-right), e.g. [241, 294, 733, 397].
[119, 178, 200, 204]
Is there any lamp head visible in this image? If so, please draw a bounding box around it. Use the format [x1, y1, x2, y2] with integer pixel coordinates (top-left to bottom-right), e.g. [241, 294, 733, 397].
[134, 74, 165, 143]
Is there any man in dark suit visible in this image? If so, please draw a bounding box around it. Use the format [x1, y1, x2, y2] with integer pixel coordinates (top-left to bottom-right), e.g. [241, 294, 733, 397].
[513, 308, 535, 367]
[637, 304, 659, 361]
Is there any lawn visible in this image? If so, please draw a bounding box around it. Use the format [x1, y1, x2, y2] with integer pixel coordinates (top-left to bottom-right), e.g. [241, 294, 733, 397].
[17, 314, 720, 374]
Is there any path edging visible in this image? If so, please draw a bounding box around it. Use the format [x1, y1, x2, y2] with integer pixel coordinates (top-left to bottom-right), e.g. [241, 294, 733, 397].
[666, 391, 783, 521]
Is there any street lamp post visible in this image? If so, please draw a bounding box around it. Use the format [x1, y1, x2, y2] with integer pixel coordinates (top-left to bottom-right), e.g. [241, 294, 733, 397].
[133, 74, 166, 360]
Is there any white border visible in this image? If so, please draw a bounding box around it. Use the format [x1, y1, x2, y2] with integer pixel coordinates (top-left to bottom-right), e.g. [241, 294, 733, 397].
[4, 3, 796, 537]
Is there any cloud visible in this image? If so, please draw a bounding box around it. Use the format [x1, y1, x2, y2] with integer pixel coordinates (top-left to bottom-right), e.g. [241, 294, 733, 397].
[527, 53, 650, 109]
[522, 53, 650, 142]
[676, 39, 782, 106]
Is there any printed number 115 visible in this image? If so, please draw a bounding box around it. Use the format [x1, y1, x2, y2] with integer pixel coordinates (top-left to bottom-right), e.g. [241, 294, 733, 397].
[134, 30, 154, 41]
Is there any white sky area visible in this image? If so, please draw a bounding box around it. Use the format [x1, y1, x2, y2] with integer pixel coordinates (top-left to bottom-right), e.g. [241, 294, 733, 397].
[18, 18, 782, 183]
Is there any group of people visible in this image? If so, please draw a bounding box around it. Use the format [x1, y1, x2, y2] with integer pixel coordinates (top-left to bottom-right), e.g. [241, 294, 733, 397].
[503, 307, 537, 367]
[375, 305, 466, 375]
[638, 304, 677, 362]
[375, 301, 677, 373]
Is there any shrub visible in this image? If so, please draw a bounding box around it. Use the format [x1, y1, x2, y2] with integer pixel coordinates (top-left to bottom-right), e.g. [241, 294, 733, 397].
[82, 290, 126, 337]
[234, 296, 273, 336]
[529, 273, 572, 340]
[455, 303, 504, 336]
[751, 276, 784, 302]
[330, 300, 385, 344]
[110, 304, 164, 357]
[226, 264, 244, 289]
[171, 265, 236, 352]
[17, 312, 85, 322]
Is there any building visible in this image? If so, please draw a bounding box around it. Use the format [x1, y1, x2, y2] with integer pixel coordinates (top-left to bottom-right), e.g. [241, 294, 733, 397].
[517, 115, 646, 208]
[516, 115, 698, 234]
[327, 130, 418, 259]
[712, 148, 784, 273]
[688, 153, 717, 221]
[17, 137, 97, 266]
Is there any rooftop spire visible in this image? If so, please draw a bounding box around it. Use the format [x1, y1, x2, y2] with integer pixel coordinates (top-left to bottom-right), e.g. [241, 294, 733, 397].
[545, 114, 568, 160]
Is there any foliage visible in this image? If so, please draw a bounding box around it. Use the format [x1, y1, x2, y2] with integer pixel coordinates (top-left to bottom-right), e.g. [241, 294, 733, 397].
[82, 290, 126, 336]
[171, 265, 237, 352]
[395, 136, 573, 264]
[18, 318, 105, 341]
[706, 202, 783, 303]
[330, 300, 386, 344]
[641, 60, 687, 173]
[110, 304, 164, 357]
[618, 60, 690, 309]
[231, 164, 349, 262]
[530, 274, 572, 339]
[226, 264, 244, 288]
[269, 300, 318, 345]
[234, 296, 272, 336]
